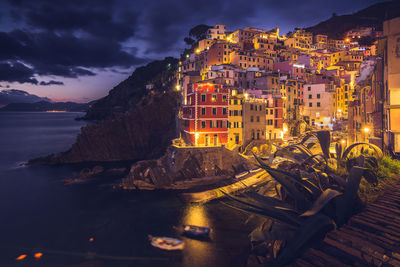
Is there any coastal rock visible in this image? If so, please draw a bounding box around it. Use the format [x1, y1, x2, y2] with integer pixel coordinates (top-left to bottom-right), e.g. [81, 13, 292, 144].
[121, 146, 255, 190]
[30, 91, 180, 164]
[29, 57, 179, 166]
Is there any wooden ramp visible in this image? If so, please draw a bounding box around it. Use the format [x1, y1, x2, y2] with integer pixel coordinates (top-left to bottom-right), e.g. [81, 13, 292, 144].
[181, 170, 270, 203]
[295, 183, 400, 267]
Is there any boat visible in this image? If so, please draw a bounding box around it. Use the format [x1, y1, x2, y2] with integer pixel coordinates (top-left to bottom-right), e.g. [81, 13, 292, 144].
[234, 171, 249, 179]
[148, 235, 184, 250]
[182, 225, 210, 238]
[249, 167, 261, 173]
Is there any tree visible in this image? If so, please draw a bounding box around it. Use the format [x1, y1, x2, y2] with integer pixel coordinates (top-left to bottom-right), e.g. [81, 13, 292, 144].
[184, 37, 195, 46]
[188, 24, 212, 41]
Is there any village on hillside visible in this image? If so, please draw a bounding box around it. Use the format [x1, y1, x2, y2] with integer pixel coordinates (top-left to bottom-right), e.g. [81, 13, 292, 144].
[172, 18, 400, 155]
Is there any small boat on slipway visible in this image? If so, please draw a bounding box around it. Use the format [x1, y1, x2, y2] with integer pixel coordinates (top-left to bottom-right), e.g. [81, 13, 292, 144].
[182, 225, 210, 238]
[148, 235, 184, 250]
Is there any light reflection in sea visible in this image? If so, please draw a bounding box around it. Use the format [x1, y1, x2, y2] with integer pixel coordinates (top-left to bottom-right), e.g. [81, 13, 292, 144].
[180, 204, 217, 267]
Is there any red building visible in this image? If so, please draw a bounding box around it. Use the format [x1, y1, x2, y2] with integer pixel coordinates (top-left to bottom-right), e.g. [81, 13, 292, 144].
[181, 82, 229, 146]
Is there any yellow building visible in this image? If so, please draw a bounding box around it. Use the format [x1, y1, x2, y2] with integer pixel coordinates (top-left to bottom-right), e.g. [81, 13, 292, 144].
[197, 39, 214, 52]
[284, 37, 311, 50]
[242, 96, 266, 145]
[330, 51, 348, 65]
[230, 51, 273, 71]
[336, 82, 351, 119]
[228, 90, 243, 149]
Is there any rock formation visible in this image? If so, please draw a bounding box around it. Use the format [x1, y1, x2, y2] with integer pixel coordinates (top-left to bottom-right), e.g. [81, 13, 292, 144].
[121, 146, 255, 190]
[29, 57, 180, 165]
[30, 91, 180, 164]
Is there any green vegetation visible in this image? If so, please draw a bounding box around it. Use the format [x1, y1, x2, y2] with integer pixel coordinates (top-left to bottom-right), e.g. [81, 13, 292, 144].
[221, 131, 400, 266]
[358, 155, 400, 203]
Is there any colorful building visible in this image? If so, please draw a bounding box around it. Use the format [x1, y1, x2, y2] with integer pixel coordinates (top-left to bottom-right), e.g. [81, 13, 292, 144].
[181, 83, 229, 146]
[228, 90, 244, 149]
[303, 83, 337, 129]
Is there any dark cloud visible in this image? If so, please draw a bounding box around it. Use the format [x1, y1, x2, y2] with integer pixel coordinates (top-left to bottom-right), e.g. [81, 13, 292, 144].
[0, 0, 145, 85]
[8, 0, 139, 41]
[0, 0, 385, 86]
[0, 29, 146, 83]
[0, 61, 38, 84]
[39, 80, 64, 86]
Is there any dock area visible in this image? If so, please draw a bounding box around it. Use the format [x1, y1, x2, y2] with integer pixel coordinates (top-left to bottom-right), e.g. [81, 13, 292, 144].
[295, 183, 400, 266]
[181, 170, 270, 203]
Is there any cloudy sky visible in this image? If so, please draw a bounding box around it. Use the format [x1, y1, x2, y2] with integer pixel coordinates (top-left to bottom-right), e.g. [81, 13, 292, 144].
[0, 0, 385, 102]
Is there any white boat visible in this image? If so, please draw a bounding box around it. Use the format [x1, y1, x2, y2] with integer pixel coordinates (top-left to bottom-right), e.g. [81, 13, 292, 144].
[148, 235, 184, 250]
[249, 167, 261, 173]
[235, 171, 249, 179]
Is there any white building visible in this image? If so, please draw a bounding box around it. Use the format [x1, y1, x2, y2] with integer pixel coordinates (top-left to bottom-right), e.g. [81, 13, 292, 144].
[303, 83, 337, 129]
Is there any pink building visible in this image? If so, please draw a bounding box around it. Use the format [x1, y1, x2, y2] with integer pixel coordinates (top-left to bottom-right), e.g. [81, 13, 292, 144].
[273, 61, 306, 79]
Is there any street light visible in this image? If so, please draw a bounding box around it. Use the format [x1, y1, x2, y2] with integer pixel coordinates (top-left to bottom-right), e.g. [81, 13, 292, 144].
[363, 127, 370, 143]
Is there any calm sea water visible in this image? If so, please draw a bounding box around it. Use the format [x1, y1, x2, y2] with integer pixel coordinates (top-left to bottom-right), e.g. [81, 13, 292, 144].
[0, 112, 256, 267]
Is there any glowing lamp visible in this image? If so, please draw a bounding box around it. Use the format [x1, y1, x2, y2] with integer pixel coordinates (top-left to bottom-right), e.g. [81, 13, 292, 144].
[176, 84, 180, 91]
[341, 140, 346, 144]
[34, 253, 43, 259]
[16, 255, 27, 261]
[364, 127, 370, 133]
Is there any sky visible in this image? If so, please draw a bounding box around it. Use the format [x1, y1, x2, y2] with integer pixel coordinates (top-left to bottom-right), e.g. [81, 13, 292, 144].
[0, 0, 387, 102]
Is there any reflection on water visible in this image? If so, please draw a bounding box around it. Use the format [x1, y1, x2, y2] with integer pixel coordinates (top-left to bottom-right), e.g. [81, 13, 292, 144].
[180, 204, 217, 267]
[181, 204, 211, 228]
[0, 112, 253, 267]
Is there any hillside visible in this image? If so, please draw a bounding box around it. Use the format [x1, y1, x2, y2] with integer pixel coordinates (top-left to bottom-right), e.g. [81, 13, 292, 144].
[0, 101, 89, 112]
[82, 57, 178, 120]
[0, 89, 51, 106]
[30, 57, 180, 164]
[306, 1, 400, 39]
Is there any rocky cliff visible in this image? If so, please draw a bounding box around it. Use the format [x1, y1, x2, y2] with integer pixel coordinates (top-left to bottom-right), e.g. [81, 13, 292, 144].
[121, 146, 255, 190]
[30, 91, 180, 164]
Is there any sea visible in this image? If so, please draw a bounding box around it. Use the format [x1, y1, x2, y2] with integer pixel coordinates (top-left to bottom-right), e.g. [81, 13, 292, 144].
[0, 112, 257, 267]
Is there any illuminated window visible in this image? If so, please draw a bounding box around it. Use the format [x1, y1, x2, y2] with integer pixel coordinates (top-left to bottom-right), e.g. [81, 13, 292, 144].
[212, 95, 217, 102]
